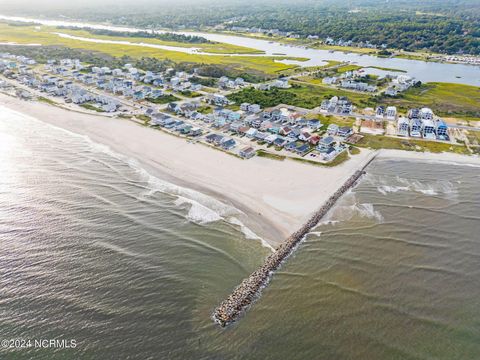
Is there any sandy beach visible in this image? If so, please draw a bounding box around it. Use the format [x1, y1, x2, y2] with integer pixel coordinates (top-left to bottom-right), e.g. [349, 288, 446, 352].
[2, 93, 478, 247]
[0, 93, 379, 247]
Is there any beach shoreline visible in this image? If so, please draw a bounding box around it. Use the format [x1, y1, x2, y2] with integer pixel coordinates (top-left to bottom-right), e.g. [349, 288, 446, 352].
[2, 93, 479, 247]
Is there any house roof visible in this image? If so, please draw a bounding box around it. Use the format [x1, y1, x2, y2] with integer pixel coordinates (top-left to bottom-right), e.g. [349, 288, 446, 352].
[320, 136, 335, 145]
[338, 126, 352, 133]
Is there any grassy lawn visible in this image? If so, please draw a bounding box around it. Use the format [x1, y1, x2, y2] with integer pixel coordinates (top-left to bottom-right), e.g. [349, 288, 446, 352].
[136, 114, 151, 124]
[287, 82, 374, 108]
[287, 79, 480, 122]
[0, 22, 298, 75]
[376, 83, 480, 120]
[146, 95, 181, 104]
[366, 66, 407, 73]
[80, 103, 104, 112]
[197, 105, 213, 114]
[278, 60, 342, 76]
[256, 150, 286, 161]
[179, 90, 202, 98]
[318, 114, 356, 128]
[37, 96, 57, 105]
[229, 83, 374, 109]
[335, 64, 363, 73]
[354, 134, 470, 154]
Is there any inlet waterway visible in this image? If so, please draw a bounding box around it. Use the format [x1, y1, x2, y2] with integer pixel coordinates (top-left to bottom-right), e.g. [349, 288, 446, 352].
[0, 14, 479, 86]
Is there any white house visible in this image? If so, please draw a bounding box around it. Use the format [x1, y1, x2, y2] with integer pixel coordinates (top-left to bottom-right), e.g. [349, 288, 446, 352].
[385, 106, 397, 120]
[397, 117, 409, 136]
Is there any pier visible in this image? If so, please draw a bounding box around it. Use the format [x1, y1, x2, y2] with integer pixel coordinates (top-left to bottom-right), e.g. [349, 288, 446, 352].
[213, 168, 369, 327]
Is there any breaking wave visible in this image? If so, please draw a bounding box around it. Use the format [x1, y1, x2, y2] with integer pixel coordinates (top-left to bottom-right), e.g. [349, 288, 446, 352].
[9, 108, 269, 248]
[368, 174, 458, 198]
[321, 192, 384, 224]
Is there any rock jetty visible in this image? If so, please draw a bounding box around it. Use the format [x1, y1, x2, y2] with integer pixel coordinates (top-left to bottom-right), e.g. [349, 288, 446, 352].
[213, 169, 367, 327]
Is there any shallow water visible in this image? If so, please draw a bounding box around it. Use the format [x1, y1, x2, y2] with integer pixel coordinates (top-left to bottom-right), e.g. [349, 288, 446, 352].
[0, 107, 479, 359]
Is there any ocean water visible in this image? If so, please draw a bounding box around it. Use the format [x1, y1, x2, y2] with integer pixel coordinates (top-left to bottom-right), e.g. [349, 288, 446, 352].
[0, 107, 479, 360]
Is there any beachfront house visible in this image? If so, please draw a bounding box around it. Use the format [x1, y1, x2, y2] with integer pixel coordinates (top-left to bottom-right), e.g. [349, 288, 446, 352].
[420, 107, 434, 120]
[408, 108, 420, 120]
[205, 133, 223, 144]
[295, 143, 310, 156]
[317, 136, 335, 152]
[273, 137, 288, 148]
[322, 147, 338, 161]
[189, 127, 203, 137]
[436, 120, 449, 140]
[150, 113, 168, 126]
[397, 117, 410, 137]
[163, 118, 178, 129]
[221, 138, 236, 150]
[284, 142, 297, 152]
[375, 106, 385, 119]
[386, 106, 397, 120]
[239, 146, 256, 159]
[410, 118, 423, 137]
[422, 119, 436, 139]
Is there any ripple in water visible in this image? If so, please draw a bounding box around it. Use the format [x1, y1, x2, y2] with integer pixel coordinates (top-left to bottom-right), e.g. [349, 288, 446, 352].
[0, 108, 479, 359]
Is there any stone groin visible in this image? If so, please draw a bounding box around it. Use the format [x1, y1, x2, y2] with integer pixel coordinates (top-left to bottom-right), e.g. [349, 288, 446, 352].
[213, 169, 367, 327]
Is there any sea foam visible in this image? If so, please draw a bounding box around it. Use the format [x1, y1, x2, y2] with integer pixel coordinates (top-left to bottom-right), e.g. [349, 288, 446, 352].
[2, 107, 269, 248]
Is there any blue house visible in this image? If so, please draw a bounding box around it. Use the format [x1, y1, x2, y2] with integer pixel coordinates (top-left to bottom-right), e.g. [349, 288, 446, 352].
[285, 142, 297, 151]
[221, 138, 237, 150]
[133, 91, 145, 101]
[317, 136, 335, 152]
[295, 143, 310, 155]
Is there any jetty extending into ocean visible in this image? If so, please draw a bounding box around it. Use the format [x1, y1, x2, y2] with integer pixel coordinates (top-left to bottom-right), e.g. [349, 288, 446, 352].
[213, 166, 370, 327]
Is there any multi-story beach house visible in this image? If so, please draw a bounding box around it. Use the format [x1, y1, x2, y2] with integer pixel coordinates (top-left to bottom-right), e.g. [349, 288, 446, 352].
[375, 106, 385, 119]
[410, 118, 423, 137]
[397, 117, 410, 136]
[408, 108, 420, 120]
[239, 146, 256, 159]
[422, 119, 436, 139]
[420, 107, 434, 120]
[386, 106, 397, 120]
[436, 120, 449, 141]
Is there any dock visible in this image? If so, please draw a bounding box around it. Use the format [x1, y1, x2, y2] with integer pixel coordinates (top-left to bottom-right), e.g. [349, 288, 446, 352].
[213, 166, 370, 327]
